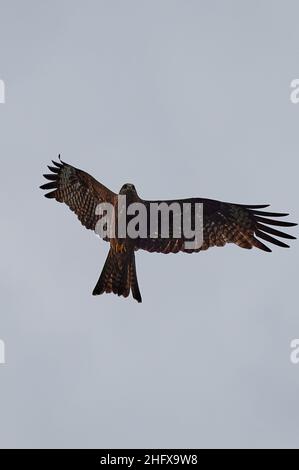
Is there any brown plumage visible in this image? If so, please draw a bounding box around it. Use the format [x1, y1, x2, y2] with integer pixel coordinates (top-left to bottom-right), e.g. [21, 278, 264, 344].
[40, 156, 297, 303]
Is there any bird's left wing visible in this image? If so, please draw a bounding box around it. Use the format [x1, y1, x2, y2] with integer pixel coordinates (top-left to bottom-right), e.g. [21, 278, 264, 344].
[136, 197, 297, 254]
[40, 156, 117, 232]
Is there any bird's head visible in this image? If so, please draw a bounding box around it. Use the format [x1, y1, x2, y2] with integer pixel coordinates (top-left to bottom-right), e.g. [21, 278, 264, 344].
[119, 183, 137, 195]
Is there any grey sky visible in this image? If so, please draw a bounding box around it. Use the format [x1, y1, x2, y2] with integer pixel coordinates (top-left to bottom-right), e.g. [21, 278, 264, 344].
[0, 0, 298, 448]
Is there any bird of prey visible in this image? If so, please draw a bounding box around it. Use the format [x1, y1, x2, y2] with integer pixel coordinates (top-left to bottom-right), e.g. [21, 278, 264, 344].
[40, 156, 297, 303]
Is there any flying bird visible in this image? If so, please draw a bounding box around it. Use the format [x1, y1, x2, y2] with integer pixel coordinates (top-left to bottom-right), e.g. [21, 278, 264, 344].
[40, 157, 297, 303]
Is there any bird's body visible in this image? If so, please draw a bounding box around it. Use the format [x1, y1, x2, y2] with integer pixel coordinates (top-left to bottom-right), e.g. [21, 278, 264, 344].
[41, 157, 297, 303]
[96, 184, 142, 302]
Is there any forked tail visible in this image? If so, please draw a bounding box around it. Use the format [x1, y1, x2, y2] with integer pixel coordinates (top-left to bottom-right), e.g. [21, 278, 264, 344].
[92, 249, 142, 303]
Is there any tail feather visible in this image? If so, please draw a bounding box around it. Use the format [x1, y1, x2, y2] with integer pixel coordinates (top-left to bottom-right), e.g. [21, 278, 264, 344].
[93, 249, 142, 303]
[130, 254, 142, 303]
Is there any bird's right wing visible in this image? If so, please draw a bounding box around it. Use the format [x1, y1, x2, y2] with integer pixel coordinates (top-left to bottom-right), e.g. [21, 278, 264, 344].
[136, 197, 297, 254]
[40, 156, 117, 232]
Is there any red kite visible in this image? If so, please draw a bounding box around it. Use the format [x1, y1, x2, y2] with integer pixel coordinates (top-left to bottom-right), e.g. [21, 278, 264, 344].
[41, 157, 297, 303]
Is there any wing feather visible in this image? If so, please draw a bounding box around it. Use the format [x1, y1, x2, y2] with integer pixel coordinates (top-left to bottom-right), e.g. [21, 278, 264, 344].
[40, 156, 116, 233]
[136, 198, 297, 254]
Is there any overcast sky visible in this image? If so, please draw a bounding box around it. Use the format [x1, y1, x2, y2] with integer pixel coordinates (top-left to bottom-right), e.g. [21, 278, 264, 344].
[0, 0, 299, 449]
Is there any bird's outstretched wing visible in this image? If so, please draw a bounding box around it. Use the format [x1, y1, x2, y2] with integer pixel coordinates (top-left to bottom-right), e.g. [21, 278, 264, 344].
[136, 198, 297, 253]
[40, 156, 116, 231]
